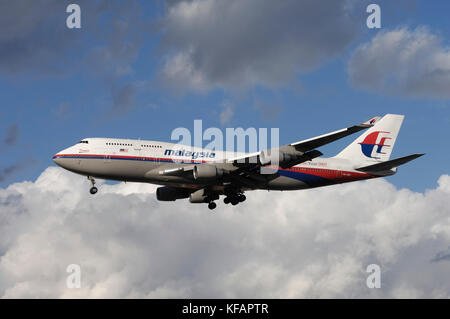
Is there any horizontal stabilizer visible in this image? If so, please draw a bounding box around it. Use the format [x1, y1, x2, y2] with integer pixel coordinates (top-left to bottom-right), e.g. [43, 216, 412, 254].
[356, 154, 424, 172]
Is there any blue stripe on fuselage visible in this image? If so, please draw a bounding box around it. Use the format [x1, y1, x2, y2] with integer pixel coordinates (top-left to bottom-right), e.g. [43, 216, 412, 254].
[277, 169, 334, 187]
[53, 155, 204, 165]
[54, 154, 336, 187]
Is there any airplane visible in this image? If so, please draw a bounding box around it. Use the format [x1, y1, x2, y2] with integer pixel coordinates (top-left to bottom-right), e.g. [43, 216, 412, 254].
[53, 114, 423, 210]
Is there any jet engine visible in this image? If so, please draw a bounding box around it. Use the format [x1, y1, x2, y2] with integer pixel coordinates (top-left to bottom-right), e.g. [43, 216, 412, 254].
[156, 186, 190, 201]
[193, 165, 223, 181]
[189, 189, 208, 203]
[259, 146, 305, 166]
[189, 188, 219, 203]
[259, 149, 292, 165]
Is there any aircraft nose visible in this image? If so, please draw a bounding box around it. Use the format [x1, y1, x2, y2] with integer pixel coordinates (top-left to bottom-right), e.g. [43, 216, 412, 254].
[53, 146, 75, 168]
[52, 153, 61, 165]
[53, 148, 68, 166]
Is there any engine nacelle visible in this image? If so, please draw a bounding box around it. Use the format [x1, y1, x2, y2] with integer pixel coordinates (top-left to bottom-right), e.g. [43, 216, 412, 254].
[193, 165, 223, 180]
[189, 189, 208, 203]
[259, 149, 295, 166]
[156, 186, 190, 201]
[189, 188, 219, 203]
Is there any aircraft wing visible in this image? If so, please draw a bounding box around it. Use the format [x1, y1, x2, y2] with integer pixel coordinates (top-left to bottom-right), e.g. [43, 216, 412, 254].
[145, 164, 195, 178]
[289, 116, 381, 152]
[229, 115, 380, 169]
[146, 116, 381, 190]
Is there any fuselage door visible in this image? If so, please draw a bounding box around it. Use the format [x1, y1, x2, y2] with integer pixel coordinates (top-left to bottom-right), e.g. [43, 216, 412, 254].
[103, 145, 112, 163]
[134, 142, 142, 161]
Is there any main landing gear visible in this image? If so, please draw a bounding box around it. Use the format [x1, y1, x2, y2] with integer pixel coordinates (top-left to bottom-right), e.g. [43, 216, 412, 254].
[223, 192, 246, 206]
[88, 176, 98, 195]
[205, 191, 245, 210]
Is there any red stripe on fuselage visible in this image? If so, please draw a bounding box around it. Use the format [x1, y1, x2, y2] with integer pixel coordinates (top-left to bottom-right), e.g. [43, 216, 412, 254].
[267, 164, 374, 183]
[53, 153, 210, 164]
[54, 154, 375, 183]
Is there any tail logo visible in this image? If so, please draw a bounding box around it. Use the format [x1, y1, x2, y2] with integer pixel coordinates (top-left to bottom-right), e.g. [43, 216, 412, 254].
[359, 131, 391, 159]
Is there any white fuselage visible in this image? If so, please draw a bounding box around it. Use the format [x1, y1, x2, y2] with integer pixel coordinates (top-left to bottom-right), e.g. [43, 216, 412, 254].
[53, 138, 380, 191]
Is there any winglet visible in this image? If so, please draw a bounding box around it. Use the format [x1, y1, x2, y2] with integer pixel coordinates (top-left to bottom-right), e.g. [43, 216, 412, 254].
[360, 116, 381, 128]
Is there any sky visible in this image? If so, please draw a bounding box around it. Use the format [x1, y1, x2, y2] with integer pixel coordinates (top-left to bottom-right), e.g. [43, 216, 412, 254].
[0, 0, 450, 298]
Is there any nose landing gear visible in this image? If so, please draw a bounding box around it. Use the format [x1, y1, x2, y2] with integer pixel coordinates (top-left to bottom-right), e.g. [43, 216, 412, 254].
[88, 176, 98, 195]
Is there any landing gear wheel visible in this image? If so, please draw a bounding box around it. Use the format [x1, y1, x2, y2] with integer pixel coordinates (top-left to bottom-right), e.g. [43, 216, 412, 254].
[208, 202, 217, 210]
[88, 176, 97, 195]
[224, 197, 231, 204]
[231, 199, 239, 206]
[238, 194, 246, 202]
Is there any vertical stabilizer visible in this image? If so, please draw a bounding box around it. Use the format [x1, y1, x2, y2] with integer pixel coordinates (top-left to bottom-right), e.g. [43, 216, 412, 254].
[335, 114, 404, 163]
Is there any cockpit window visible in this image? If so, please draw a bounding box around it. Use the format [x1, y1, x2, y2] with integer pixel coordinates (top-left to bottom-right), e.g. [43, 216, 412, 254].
[78, 140, 89, 144]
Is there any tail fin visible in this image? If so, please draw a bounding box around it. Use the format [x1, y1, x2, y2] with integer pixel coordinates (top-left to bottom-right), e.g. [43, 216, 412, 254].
[335, 114, 404, 163]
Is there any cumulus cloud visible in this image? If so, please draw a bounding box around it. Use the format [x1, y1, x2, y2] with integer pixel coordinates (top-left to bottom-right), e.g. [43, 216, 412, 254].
[83, 1, 144, 79]
[219, 101, 235, 125]
[109, 81, 151, 114]
[0, 0, 149, 116]
[0, 167, 449, 298]
[348, 27, 450, 99]
[111, 83, 138, 113]
[431, 247, 450, 263]
[0, 163, 25, 183]
[159, 0, 360, 92]
[0, 0, 143, 78]
[0, 0, 67, 75]
[253, 100, 283, 122]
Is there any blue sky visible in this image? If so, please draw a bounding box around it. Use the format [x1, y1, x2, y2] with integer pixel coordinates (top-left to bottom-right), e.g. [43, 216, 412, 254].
[0, 0, 449, 192]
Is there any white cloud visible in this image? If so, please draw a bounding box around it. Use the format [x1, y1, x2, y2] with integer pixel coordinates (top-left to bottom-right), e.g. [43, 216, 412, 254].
[0, 0, 143, 78]
[0, 167, 449, 298]
[219, 101, 235, 125]
[348, 27, 450, 99]
[159, 0, 360, 92]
